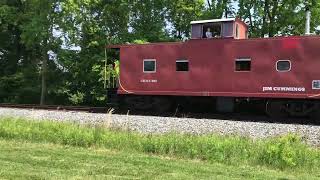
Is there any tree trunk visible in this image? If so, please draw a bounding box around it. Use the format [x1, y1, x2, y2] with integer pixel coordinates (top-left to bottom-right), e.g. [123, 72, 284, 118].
[40, 49, 48, 105]
[261, 0, 269, 37]
[268, 0, 278, 37]
[247, 5, 253, 35]
[207, 0, 212, 10]
[225, 7, 228, 18]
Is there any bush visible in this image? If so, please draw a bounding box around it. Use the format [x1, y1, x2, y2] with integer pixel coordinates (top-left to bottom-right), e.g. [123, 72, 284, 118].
[256, 134, 319, 169]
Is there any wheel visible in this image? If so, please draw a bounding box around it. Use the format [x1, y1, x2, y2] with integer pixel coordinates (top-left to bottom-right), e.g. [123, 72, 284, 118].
[310, 103, 320, 120]
[265, 100, 288, 118]
[216, 97, 235, 113]
[152, 96, 172, 113]
[122, 96, 153, 111]
[121, 96, 172, 113]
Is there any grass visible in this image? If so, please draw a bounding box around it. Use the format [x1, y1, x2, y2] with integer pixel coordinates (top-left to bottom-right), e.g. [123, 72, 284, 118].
[0, 139, 318, 179]
[0, 117, 320, 179]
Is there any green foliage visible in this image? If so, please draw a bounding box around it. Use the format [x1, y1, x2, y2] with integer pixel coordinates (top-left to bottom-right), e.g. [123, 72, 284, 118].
[238, 0, 320, 37]
[132, 39, 149, 44]
[166, 0, 205, 39]
[0, 117, 320, 173]
[256, 134, 320, 169]
[203, 0, 235, 19]
[68, 91, 85, 105]
[129, 0, 168, 42]
[1, 0, 320, 105]
[0, 73, 40, 103]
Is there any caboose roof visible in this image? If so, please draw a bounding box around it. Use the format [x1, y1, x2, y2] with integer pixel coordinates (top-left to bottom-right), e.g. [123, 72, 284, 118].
[190, 18, 235, 25]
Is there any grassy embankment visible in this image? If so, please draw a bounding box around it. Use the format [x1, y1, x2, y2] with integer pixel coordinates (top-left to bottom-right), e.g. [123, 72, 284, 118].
[0, 117, 319, 179]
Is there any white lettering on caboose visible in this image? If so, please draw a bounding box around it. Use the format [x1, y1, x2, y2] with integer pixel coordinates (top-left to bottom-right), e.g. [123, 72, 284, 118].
[263, 86, 305, 92]
[140, 79, 158, 83]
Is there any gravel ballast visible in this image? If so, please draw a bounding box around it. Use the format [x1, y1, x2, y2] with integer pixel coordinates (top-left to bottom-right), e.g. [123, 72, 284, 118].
[0, 107, 320, 146]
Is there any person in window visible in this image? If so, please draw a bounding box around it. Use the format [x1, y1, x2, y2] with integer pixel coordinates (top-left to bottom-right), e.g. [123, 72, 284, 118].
[205, 28, 212, 38]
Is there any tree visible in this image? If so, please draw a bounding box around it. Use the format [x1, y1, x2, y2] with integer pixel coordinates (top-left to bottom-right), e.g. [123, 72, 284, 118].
[0, 0, 41, 103]
[129, 0, 169, 42]
[57, 0, 131, 105]
[19, 0, 62, 105]
[1, 0, 320, 106]
[166, 0, 205, 39]
[0, 0, 23, 76]
[238, 0, 320, 37]
[204, 0, 235, 19]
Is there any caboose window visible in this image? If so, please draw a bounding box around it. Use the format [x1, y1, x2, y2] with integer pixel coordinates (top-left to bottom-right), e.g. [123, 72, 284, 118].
[176, 60, 189, 71]
[143, 59, 156, 73]
[313, 80, 320, 89]
[235, 58, 251, 71]
[276, 60, 291, 72]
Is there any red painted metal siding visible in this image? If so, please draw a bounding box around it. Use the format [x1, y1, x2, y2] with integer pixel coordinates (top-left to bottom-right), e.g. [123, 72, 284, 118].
[118, 36, 320, 99]
[235, 21, 247, 39]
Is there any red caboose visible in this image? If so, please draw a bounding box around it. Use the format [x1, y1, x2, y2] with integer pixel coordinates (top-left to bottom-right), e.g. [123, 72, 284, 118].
[107, 18, 320, 118]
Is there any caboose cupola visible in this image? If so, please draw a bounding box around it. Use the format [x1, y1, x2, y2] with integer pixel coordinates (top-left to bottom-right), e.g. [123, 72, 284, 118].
[190, 18, 248, 40]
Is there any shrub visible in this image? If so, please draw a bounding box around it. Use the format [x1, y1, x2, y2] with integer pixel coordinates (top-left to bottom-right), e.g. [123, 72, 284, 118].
[256, 134, 319, 170]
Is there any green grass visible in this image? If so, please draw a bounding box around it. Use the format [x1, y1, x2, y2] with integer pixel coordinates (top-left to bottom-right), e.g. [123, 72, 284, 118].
[0, 117, 320, 179]
[0, 139, 318, 179]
